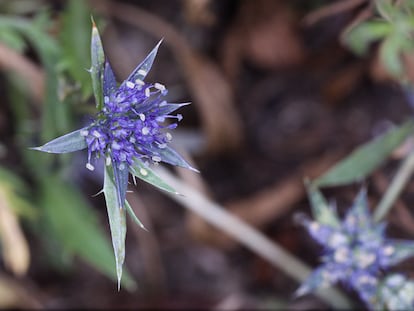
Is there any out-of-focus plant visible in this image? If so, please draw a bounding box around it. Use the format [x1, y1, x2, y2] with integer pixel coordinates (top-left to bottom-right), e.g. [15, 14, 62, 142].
[343, 0, 414, 80]
[297, 2, 414, 308]
[0, 1, 136, 289]
[296, 187, 414, 310]
[314, 0, 414, 223]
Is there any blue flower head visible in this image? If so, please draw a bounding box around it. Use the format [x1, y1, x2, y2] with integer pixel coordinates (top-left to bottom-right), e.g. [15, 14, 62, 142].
[83, 57, 190, 173]
[33, 24, 197, 209]
[32, 21, 197, 288]
[297, 188, 414, 309]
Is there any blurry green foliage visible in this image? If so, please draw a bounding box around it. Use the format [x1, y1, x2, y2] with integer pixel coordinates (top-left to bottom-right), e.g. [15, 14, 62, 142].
[306, 183, 339, 227]
[60, 0, 93, 99]
[40, 176, 135, 289]
[0, 1, 135, 288]
[314, 0, 414, 228]
[344, 0, 414, 78]
[313, 120, 414, 187]
[0, 166, 35, 219]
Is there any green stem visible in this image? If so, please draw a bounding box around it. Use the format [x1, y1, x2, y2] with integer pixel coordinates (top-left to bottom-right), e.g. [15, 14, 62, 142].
[155, 167, 352, 309]
[374, 149, 414, 222]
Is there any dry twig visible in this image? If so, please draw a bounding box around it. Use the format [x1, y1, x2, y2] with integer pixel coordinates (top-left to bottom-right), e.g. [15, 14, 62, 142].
[303, 0, 368, 26]
[372, 172, 414, 236]
[153, 166, 352, 309]
[187, 152, 344, 248]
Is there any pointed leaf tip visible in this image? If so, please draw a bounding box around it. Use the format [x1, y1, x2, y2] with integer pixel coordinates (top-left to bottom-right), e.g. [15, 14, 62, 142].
[91, 20, 105, 110]
[124, 39, 163, 84]
[146, 145, 199, 172]
[125, 201, 148, 231]
[189, 166, 200, 173]
[91, 15, 96, 28]
[29, 146, 42, 151]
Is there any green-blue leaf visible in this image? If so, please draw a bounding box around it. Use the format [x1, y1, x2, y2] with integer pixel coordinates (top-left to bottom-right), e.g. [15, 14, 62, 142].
[313, 120, 414, 187]
[103, 165, 127, 289]
[40, 176, 135, 289]
[31, 128, 87, 154]
[123, 40, 162, 85]
[306, 184, 340, 227]
[375, 0, 397, 21]
[90, 19, 104, 110]
[344, 20, 392, 55]
[130, 159, 178, 194]
[148, 145, 199, 172]
[379, 34, 405, 77]
[0, 27, 26, 52]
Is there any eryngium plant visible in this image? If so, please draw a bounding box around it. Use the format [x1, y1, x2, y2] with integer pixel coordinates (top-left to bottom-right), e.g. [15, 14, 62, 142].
[296, 188, 414, 310]
[32, 20, 197, 288]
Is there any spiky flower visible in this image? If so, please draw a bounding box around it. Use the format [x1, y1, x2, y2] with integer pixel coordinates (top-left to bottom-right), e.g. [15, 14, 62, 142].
[32, 21, 196, 288]
[297, 189, 414, 309]
[82, 59, 190, 173]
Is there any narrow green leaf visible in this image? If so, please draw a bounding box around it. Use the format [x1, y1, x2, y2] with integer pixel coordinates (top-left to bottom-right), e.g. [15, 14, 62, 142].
[379, 34, 405, 77]
[130, 159, 178, 194]
[0, 27, 26, 52]
[90, 19, 104, 110]
[375, 0, 396, 21]
[344, 20, 392, 55]
[103, 165, 127, 289]
[314, 120, 414, 187]
[31, 128, 87, 154]
[40, 176, 135, 289]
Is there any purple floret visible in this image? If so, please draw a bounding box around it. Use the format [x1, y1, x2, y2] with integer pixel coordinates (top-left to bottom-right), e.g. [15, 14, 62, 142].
[82, 80, 182, 171]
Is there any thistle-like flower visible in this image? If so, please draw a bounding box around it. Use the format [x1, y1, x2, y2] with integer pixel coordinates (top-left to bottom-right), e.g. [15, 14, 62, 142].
[82, 50, 195, 172]
[32, 21, 197, 288]
[297, 188, 414, 309]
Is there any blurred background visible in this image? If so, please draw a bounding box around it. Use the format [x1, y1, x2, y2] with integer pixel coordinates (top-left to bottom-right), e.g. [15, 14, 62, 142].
[0, 0, 413, 309]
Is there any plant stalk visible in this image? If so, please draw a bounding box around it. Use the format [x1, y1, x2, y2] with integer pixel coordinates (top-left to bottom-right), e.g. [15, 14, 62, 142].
[155, 167, 352, 309]
[374, 149, 414, 222]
